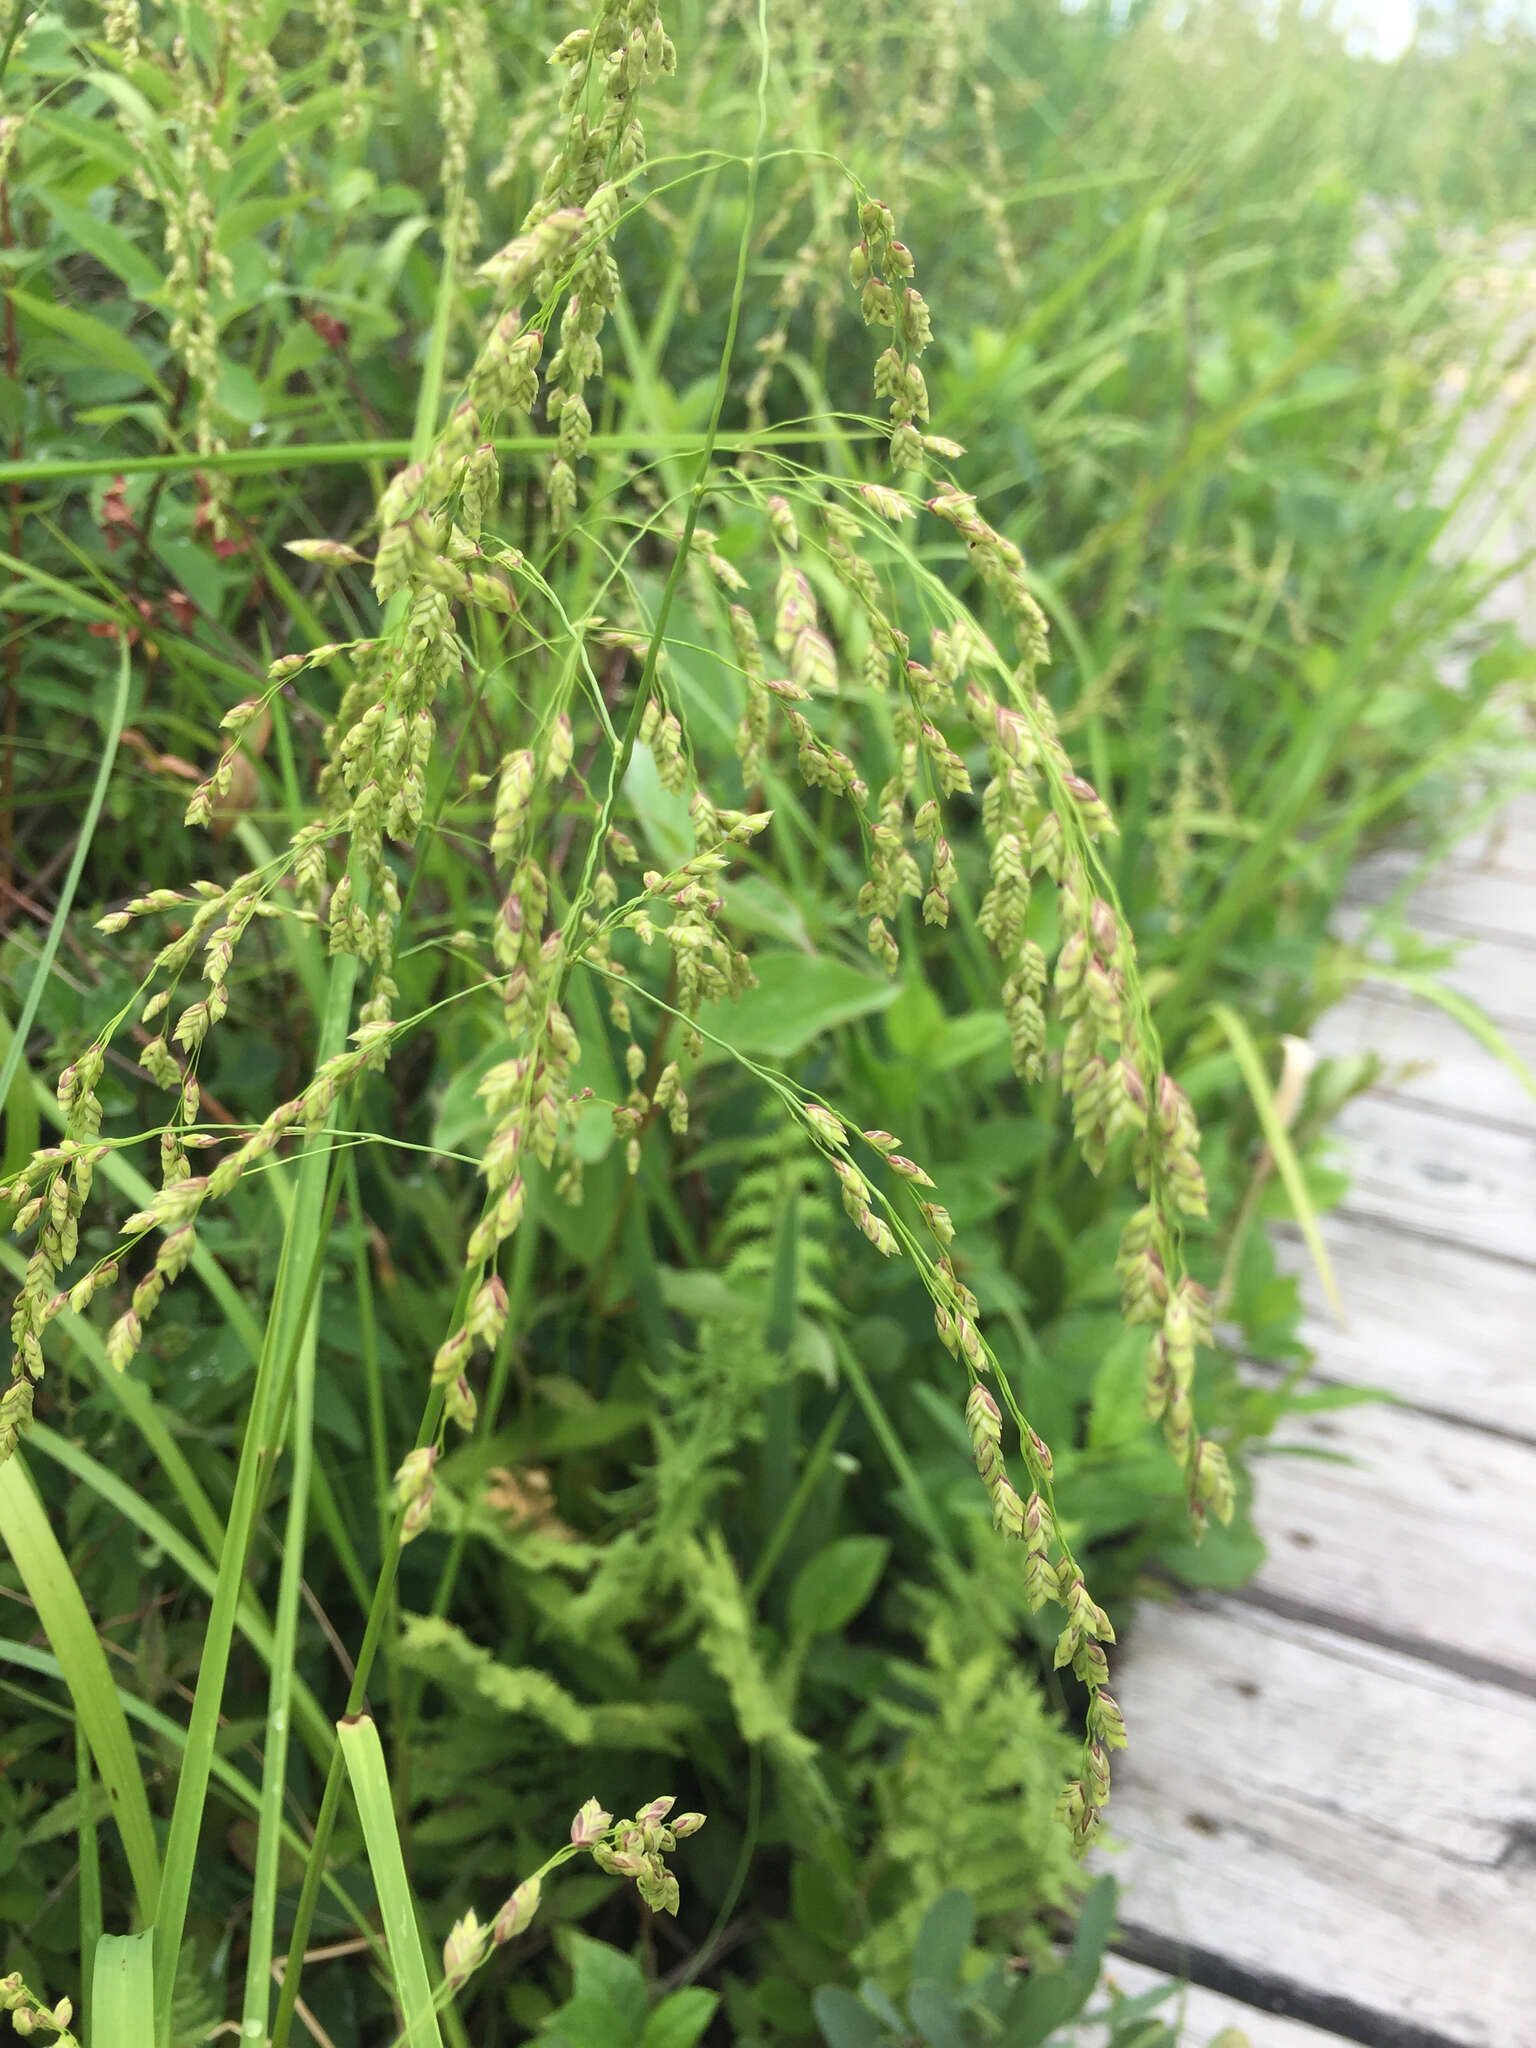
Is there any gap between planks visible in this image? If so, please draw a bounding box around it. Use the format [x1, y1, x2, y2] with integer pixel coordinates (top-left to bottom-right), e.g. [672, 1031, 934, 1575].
[1317, 1088, 1536, 1269]
[1272, 1214, 1536, 1442]
[1109, 797, 1536, 2044]
[1240, 1375, 1536, 1687]
[1085, 1953, 1365, 2048]
[1100, 1602, 1536, 2048]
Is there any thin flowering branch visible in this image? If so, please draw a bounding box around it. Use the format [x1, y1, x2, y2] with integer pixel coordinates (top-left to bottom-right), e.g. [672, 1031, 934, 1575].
[0, 1973, 76, 2043]
[440, 1796, 707, 2010]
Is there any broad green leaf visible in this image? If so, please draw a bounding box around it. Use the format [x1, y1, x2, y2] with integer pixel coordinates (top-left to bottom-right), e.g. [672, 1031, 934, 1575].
[1070, 1873, 1119, 1978]
[928, 1010, 1011, 1072]
[430, 1038, 508, 1155]
[82, 67, 176, 136]
[361, 212, 435, 305]
[8, 287, 170, 398]
[34, 192, 164, 297]
[883, 978, 946, 1057]
[216, 192, 314, 249]
[788, 1536, 890, 1638]
[854, 1981, 906, 2031]
[641, 1986, 718, 2048]
[1013, 1876, 1125, 2040]
[552, 1933, 648, 2043]
[1159, 1507, 1267, 1588]
[1088, 1327, 1151, 1451]
[911, 1889, 975, 1989]
[701, 954, 900, 1059]
[35, 108, 147, 184]
[906, 1982, 969, 2048]
[812, 1985, 896, 2048]
[625, 741, 694, 867]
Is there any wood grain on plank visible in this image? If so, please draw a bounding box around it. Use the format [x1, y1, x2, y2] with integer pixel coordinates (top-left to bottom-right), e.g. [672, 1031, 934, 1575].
[1271, 1217, 1536, 1438]
[1347, 848, 1536, 952]
[1247, 1393, 1536, 1682]
[1330, 912, 1536, 1031]
[1105, 1603, 1536, 2046]
[1459, 791, 1536, 879]
[1115, 1601, 1535, 1863]
[1310, 985, 1536, 1132]
[1327, 1090, 1535, 1266]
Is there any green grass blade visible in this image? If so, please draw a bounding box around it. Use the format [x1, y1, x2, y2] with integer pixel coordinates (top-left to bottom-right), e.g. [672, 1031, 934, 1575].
[338, 1713, 446, 2048]
[344, 1149, 392, 1564]
[91, 1932, 156, 2048]
[0, 425, 837, 487]
[0, 1454, 160, 1921]
[78, 1724, 103, 2041]
[1209, 1001, 1343, 1323]
[175, 253, 471, 2042]
[242, 1305, 320, 2039]
[0, 637, 130, 1124]
[830, 1329, 954, 1559]
[151, 850, 362, 2043]
[149, 1160, 351, 2039]
[763, 1185, 801, 1356]
[0, 1011, 40, 1186]
[0, 1634, 382, 1955]
[25, 1420, 334, 1766]
[745, 1395, 852, 1605]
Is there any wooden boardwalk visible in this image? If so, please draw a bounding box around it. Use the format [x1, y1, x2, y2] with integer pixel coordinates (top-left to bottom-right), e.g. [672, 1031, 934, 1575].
[1094, 799, 1536, 2048]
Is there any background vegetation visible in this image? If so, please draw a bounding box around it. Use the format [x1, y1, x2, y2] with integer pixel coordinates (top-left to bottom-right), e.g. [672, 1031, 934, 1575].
[1, 1, 1532, 2044]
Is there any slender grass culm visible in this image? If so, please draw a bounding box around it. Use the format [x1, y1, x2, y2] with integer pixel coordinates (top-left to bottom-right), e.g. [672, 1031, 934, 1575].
[3, 0, 1533, 2043]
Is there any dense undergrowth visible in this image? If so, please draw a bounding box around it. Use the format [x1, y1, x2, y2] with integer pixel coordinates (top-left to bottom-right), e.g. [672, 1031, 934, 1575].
[0, 1, 1533, 2044]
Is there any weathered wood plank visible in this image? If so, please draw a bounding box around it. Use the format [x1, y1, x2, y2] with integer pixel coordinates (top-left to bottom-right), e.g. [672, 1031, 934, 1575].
[1092, 1958, 1359, 2048]
[1271, 1216, 1536, 1437]
[1347, 847, 1536, 951]
[1115, 1601, 1536, 1863]
[1247, 1391, 1536, 1681]
[1327, 1090, 1536, 1266]
[1460, 790, 1536, 878]
[1310, 984, 1536, 1131]
[1329, 914, 1536, 1031]
[1105, 1603, 1536, 2046]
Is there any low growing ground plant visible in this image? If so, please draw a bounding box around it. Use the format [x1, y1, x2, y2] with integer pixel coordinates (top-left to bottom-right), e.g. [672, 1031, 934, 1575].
[0, 0, 1531, 2044]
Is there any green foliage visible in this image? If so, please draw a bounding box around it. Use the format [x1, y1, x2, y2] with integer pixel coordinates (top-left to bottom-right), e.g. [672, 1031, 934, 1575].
[0, 0, 1531, 2042]
[812, 1880, 1127, 2048]
[540, 1932, 718, 2048]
